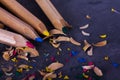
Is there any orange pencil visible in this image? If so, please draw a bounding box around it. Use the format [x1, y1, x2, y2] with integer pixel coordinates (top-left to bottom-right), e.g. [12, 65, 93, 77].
[0, 29, 34, 48]
[35, 0, 71, 33]
[0, 7, 43, 42]
[0, 0, 50, 36]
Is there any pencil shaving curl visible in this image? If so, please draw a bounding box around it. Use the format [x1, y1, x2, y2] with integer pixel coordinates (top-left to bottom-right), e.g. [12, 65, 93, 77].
[50, 29, 66, 35]
[18, 64, 29, 69]
[2, 66, 13, 76]
[82, 65, 94, 70]
[81, 30, 90, 36]
[38, 62, 64, 80]
[93, 66, 103, 76]
[83, 40, 91, 51]
[43, 72, 57, 80]
[2, 49, 14, 61]
[93, 40, 107, 47]
[87, 46, 93, 56]
[16, 47, 39, 57]
[80, 24, 89, 29]
[17, 55, 28, 61]
[48, 62, 64, 71]
[54, 36, 81, 46]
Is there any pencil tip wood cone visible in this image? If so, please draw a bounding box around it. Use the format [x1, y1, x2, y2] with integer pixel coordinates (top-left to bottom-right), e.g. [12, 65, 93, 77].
[0, 29, 34, 48]
[35, 0, 71, 33]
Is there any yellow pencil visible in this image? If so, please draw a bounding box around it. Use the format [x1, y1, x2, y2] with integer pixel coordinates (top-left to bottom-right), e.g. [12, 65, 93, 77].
[0, 29, 34, 48]
[0, 7, 43, 42]
[0, 0, 50, 36]
[35, 0, 71, 33]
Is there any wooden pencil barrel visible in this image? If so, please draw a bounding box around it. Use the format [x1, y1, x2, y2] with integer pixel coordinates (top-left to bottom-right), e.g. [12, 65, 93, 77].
[0, 7, 39, 40]
[36, 0, 71, 31]
[0, 29, 28, 47]
[0, 0, 49, 36]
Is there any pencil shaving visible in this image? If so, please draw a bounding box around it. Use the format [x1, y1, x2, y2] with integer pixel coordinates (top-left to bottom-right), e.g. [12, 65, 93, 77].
[43, 72, 57, 80]
[82, 65, 94, 70]
[17, 55, 28, 61]
[93, 66, 103, 76]
[6, 46, 13, 51]
[18, 64, 29, 69]
[80, 24, 89, 29]
[70, 37, 81, 46]
[50, 29, 66, 35]
[16, 47, 39, 57]
[3, 51, 11, 61]
[2, 66, 13, 76]
[55, 36, 70, 42]
[51, 42, 60, 48]
[81, 30, 90, 36]
[38, 70, 46, 76]
[93, 40, 107, 47]
[87, 46, 93, 56]
[48, 62, 64, 71]
[83, 40, 91, 51]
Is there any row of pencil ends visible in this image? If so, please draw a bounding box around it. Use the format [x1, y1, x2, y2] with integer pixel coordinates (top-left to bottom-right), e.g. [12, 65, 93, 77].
[0, 0, 71, 49]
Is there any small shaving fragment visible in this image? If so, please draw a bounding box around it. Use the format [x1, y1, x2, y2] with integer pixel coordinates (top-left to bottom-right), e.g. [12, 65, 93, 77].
[100, 34, 107, 38]
[2, 66, 13, 76]
[38, 71, 46, 76]
[87, 46, 93, 56]
[82, 65, 94, 70]
[49, 39, 60, 48]
[18, 64, 29, 69]
[83, 40, 91, 51]
[17, 55, 28, 61]
[86, 15, 91, 19]
[80, 24, 89, 29]
[93, 66, 103, 76]
[55, 36, 70, 42]
[43, 72, 57, 80]
[50, 29, 66, 35]
[69, 37, 81, 46]
[93, 40, 107, 47]
[48, 62, 64, 71]
[16, 47, 39, 57]
[3, 51, 10, 61]
[81, 30, 90, 36]
[111, 8, 120, 14]
[54, 36, 80, 46]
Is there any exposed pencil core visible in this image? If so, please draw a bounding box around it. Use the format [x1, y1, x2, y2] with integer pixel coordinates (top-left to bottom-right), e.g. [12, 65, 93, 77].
[35, 37, 43, 42]
[43, 30, 50, 36]
[26, 41, 34, 48]
[62, 26, 69, 34]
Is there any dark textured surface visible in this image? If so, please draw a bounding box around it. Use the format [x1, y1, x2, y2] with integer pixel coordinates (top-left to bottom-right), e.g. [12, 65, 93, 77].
[1, 0, 120, 80]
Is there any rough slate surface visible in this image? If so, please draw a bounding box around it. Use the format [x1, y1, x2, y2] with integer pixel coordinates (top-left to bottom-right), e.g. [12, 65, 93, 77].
[0, 0, 120, 80]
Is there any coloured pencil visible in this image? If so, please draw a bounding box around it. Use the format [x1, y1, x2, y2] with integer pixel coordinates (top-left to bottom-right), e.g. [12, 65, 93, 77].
[35, 0, 71, 33]
[0, 7, 43, 42]
[0, 29, 34, 48]
[0, 0, 50, 36]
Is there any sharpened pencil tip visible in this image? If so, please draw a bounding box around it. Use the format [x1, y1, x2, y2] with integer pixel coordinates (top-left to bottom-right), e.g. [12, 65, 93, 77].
[35, 37, 43, 42]
[62, 26, 69, 34]
[43, 30, 50, 36]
